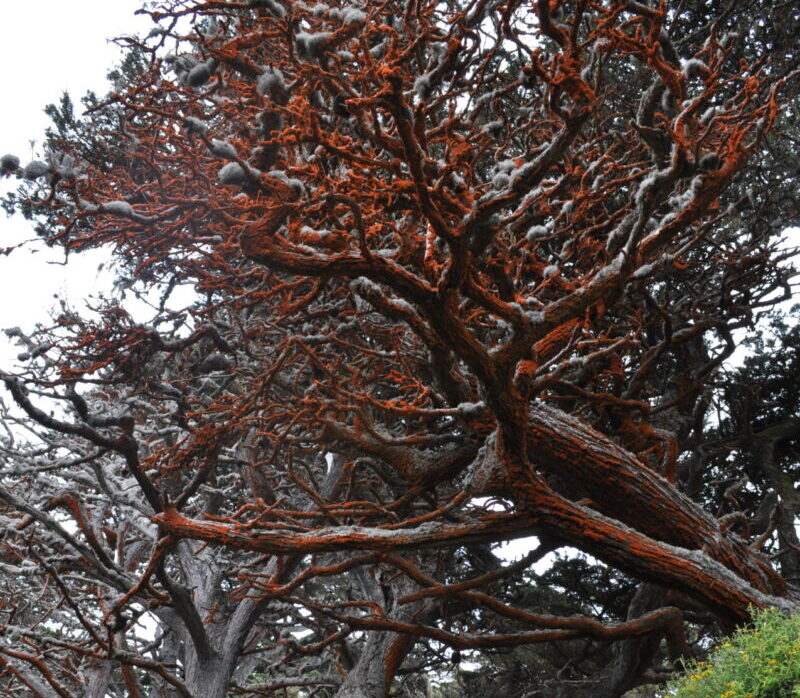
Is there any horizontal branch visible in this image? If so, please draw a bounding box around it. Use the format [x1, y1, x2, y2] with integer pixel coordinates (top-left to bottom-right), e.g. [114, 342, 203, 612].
[152, 508, 540, 554]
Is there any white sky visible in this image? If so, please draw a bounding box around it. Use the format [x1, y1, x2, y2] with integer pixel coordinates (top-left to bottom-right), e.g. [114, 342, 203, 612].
[0, 2, 149, 368]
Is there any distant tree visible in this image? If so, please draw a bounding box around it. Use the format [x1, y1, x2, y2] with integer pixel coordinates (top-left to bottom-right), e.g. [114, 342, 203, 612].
[1, 1, 800, 697]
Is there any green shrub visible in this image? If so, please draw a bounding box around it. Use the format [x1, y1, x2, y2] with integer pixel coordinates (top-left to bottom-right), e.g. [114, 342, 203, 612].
[669, 608, 800, 697]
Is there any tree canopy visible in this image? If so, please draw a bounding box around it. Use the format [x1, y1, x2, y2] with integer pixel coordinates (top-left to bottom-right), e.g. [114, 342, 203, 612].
[1, 1, 800, 696]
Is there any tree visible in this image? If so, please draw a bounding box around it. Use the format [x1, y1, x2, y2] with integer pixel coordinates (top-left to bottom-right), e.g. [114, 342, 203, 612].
[1, 0, 799, 696]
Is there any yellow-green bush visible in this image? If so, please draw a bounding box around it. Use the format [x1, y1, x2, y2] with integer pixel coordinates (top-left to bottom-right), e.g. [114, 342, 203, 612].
[669, 609, 800, 697]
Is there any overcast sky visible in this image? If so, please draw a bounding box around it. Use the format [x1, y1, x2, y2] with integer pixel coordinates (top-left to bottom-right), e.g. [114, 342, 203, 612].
[0, 2, 149, 368]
